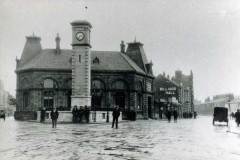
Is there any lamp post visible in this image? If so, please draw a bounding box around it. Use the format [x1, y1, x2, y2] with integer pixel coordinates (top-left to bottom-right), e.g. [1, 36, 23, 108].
[92, 84, 96, 122]
[106, 103, 109, 123]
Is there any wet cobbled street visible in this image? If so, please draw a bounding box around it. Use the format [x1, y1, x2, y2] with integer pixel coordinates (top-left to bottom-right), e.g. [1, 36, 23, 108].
[0, 116, 240, 160]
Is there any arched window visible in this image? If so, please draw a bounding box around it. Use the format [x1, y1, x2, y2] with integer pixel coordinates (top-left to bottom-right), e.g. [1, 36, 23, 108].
[91, 80, 105, 109]
[43, 79, 57, 110]
[111, 80, 127, 90]
[92, 80, 105, 90]
[136, 82, 143, 91]
[44, 79, 55, 88]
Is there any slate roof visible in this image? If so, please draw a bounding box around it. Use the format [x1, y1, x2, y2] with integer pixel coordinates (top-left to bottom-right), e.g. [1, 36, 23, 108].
[154, 74, 179, 89]
[16, 49, 146, 75]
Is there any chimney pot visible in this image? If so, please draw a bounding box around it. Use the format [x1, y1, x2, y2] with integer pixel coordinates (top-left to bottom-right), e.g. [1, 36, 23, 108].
[55, 33, 61, 54]
[120, 40, 125, 53]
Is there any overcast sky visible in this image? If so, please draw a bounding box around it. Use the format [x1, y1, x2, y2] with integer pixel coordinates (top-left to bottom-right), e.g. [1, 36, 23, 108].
[1, 0, 240, 101]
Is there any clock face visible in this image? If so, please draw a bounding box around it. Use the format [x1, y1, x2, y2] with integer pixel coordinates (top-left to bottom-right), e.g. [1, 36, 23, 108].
[75, 32, 85, 41]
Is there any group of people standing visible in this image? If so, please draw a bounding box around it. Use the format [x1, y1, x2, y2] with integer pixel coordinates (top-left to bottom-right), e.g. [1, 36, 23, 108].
[231, 109, 240, 127]
[72, 105, 90, 123]
[39, 105, 121, 129]
[165, 109, 178, 122]
[40, 107, 59, 128]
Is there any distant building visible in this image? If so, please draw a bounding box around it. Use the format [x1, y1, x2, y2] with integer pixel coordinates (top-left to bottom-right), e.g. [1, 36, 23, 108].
[0, 80, 8, 110]
[154, 74, 180, 118]
[172, 70, 194, 114]
[195, 93, 234, 115]
[0, 80, 15, 115]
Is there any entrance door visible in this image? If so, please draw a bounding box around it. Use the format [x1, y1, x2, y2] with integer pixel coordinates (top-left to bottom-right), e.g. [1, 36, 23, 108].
[115, 92, 125, 109]
[148, 96, 152, 118]
[92, 95, 102, 110]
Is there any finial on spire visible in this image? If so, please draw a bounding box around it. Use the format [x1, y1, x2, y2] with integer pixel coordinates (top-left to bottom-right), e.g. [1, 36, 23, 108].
[134, 36, 137, 42]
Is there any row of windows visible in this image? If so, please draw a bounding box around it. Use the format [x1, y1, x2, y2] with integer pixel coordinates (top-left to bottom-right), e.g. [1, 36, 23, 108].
[21, 78, 146, 91]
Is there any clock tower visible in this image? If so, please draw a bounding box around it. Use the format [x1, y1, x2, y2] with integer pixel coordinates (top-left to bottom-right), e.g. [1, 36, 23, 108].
[71, 20, 92, 109]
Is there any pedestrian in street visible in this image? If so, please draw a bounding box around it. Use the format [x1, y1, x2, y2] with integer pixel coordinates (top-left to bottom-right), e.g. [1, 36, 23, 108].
[84, 105, 90, 123]
[194, 111, 197, 119]
[40, 107, 46, 123]
[78, 106, 84, 123]
[235, 109, 240, 127]
[173, 109, 178, 122]
[50, 107, 59, 128]
[0, 110, 5, 121]
[166, 109, 171, 122]
[112, 106, 120, 129]
[72, 105, 78, 123]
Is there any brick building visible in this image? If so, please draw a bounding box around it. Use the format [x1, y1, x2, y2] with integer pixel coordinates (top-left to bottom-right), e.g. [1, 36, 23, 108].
[15, 21, 154, 121]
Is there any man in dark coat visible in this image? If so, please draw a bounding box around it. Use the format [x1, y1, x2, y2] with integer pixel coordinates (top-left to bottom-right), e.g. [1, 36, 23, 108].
[84, 105, 90, 123]
[72, 105, 78, 123]
[194, 111, 197, 119]
[166, 108, 171, 122]
[78, 106, 84, 123]
[40, 107, 46, 123]
[235, 109, 240, 127]
[173, 109, 178, 122]
[50, 107, 59, 128]
[112, 106, 120, 129]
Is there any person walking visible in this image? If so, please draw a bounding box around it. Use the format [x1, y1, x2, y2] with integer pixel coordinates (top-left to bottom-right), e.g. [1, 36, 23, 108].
[166, 109, 171, 122]
[194, 111, 197, 119]
[50, 107, 59, 128]
[112, 106, 120, 129]
[173, 109, 178, 122]
[40, 107, 46, 123]
[72, 105, 78, 123]
[235, 109, 240, 127]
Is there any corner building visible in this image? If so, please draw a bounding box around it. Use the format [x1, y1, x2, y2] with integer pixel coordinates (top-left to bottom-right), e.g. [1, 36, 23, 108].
[15, 20, 154, 121]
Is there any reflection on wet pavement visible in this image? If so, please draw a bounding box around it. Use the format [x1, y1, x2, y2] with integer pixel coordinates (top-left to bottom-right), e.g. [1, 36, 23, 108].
[0, 116, 240, 160]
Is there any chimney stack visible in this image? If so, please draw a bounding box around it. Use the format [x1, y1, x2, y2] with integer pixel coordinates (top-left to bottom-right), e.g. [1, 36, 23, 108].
[55, 33, 61, 54]
[120, 40, 125, 53]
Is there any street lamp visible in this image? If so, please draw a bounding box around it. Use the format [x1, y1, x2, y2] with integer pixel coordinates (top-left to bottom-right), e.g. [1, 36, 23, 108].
[92, 83, 96, 122]
[106, 103, 109, 123]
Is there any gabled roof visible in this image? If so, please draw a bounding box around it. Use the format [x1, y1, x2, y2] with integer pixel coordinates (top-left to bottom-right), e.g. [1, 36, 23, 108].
[16, 49, 147, 75]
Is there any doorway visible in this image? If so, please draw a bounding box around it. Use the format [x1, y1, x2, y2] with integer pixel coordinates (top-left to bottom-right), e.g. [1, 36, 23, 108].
[114, 92, 125, 109]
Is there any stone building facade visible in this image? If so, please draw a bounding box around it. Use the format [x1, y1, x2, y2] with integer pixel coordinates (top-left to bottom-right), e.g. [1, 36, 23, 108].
[172, 70, 194, 116]
[15, 21, 154, 121]
[154, 74, 180, 118]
